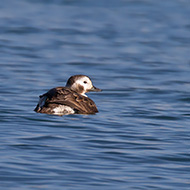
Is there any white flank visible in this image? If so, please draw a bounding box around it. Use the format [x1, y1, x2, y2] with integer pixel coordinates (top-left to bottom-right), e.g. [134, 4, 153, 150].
[53, 105, 75, 115]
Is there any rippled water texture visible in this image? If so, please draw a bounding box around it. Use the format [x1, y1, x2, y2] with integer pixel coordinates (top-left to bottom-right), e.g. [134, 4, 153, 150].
[0, 0, 190, 189]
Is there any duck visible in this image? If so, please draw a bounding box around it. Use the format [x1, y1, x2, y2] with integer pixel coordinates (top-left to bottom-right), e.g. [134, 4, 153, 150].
[34, 75, 101, 115]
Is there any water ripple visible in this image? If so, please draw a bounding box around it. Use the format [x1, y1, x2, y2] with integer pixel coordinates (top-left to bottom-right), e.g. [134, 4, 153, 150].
[0, 0, 190, 190]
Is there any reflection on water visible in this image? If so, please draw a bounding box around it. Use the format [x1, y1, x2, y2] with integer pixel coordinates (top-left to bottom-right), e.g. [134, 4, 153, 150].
[0, 0, 190, 189]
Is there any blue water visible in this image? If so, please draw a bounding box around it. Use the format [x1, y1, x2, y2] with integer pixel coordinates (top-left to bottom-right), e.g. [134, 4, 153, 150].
[0, 0, 190, 189]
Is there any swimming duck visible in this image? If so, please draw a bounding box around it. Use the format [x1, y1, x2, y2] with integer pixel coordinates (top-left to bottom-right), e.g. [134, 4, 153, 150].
[34, 75, 101, 115]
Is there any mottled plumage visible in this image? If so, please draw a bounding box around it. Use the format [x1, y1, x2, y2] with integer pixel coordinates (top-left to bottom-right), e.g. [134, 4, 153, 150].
[34, 75, 101, 115]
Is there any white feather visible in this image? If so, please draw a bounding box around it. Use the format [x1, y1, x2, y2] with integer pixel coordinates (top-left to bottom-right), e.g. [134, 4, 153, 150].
[53, 105, 75, 115]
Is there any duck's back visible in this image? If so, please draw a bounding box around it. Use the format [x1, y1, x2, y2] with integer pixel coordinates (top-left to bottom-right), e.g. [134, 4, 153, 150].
[34, 87, 98, 115]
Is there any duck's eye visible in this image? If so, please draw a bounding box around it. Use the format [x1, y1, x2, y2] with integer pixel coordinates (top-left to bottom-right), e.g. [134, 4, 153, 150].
[83, 81, 87, 84]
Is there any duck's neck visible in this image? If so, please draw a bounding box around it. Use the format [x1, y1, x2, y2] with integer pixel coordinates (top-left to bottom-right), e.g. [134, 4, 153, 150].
[81, 93, 87, 97]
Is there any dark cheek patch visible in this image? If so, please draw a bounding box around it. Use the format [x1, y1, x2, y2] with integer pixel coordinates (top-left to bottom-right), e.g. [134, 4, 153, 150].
[77, 85, 84, 94]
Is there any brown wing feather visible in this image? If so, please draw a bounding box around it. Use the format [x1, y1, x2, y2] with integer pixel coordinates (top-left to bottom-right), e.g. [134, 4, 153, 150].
[40, 87, 98, 114]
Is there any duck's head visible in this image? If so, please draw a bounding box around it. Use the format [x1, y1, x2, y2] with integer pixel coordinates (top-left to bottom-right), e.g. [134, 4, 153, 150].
[66, 75, 101, 96]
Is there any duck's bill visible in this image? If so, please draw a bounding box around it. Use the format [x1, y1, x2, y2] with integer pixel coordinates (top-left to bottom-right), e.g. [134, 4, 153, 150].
[90, 86, 102, 92]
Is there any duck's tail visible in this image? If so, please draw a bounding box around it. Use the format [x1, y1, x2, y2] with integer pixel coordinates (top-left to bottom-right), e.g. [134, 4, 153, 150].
[34, 95, 47, 113]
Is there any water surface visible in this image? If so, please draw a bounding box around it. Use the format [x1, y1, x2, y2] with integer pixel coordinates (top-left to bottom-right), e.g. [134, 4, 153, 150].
[0, 0, 190, 189]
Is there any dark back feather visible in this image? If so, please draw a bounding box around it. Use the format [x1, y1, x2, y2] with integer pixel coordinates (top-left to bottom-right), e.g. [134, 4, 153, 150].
[40, 87, 98, 114]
